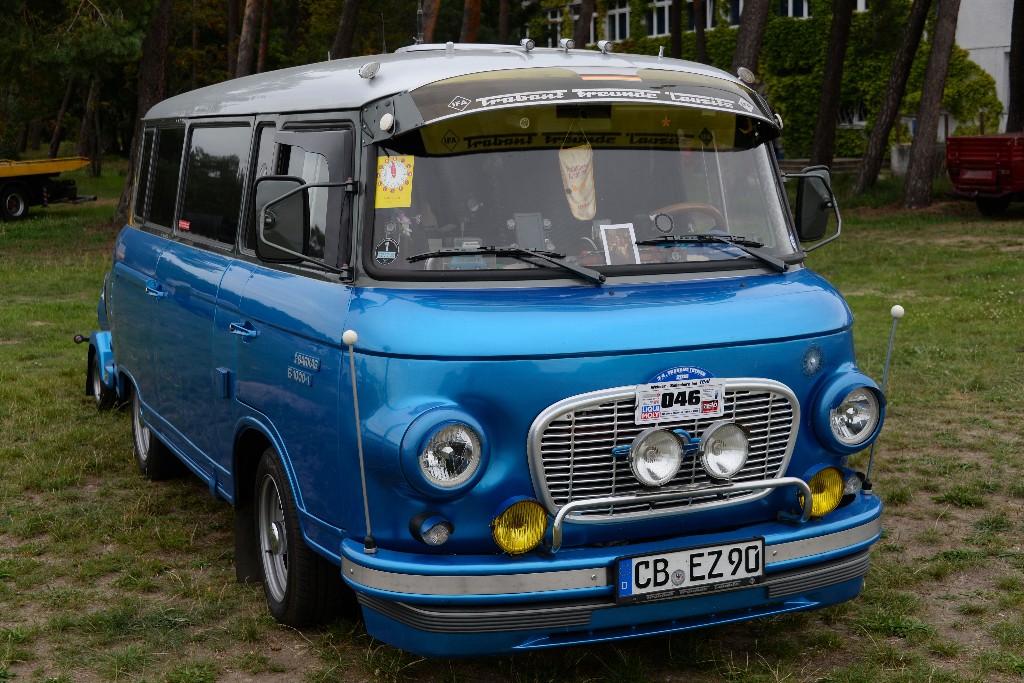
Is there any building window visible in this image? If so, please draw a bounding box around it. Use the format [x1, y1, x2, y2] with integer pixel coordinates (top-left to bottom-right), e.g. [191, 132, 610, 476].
[730, 0, 744, 25]
[647, 0, 670, 36]
[687, 1, 719, 31]
[607, 0, 629, 41]
[779, 0, 810, 17]
[856, 0, 868, 10]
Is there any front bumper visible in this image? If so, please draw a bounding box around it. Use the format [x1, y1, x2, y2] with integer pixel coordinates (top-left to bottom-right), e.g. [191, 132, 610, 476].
[341, 494, 882, 657]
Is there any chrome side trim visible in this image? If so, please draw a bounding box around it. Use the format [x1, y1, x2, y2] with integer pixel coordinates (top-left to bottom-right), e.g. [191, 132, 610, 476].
[343, 516, 877, 597]
[355, 550, 872, 634]
[551, 476, 813, 552]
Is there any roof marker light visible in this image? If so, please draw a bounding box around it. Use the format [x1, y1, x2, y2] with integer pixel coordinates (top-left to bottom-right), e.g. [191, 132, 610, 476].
[558, 38, 575, 52]
[358, 62, 380, 79]
[597, 40, 613, 54]
[737, 66, 756, 84]
[520, 38, 535, 52]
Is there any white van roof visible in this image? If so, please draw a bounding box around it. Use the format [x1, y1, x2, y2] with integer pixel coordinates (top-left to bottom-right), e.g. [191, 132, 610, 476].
[144, 44, 760, 121]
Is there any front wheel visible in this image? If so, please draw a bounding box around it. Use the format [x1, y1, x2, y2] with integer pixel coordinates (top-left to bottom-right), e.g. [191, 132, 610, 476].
[131, 385, 180, 479]
[0, 183, 29, 221]
[255, 447, 346, 626]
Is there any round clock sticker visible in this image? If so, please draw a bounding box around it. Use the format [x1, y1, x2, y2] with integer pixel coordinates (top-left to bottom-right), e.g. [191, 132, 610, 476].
[376, 156, 415, 208]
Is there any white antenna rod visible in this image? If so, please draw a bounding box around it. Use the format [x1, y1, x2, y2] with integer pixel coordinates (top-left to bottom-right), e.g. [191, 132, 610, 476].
[864, 304, 905, 491]
[344, 329, 376, 554]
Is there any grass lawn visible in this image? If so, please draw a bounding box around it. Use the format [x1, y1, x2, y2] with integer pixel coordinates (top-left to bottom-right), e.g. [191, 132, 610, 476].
[1, 164, 1022, 682]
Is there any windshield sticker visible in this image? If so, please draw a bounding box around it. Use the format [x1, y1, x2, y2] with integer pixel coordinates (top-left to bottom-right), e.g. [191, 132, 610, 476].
[376, 156, 414, 208]
[665, 92, 736, 109]
[448, 96, 471, 111]
[375, 238, 400, 266]
[573, 88, 660, 101]
[600, 224, 640, 265]
[738, 98, 754, 113]
[559, 143, 596, 220]
[466, 133, 536, 150]
[177, 219, 190, 231]
[650, 366, 717, 383]
[477, 90, 567, 108]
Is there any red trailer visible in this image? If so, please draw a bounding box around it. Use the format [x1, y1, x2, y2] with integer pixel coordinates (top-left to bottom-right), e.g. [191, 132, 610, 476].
[946, 134, 1024, 215]
[0, 157, 93, 220]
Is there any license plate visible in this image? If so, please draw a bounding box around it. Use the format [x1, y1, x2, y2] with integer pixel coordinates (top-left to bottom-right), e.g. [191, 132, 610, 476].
[634, 378, 726, 425]
[615, 539, 764, 605]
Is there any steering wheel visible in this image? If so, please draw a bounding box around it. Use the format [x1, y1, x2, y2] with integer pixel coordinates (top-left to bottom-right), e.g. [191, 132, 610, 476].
[652, 202, 726, 232]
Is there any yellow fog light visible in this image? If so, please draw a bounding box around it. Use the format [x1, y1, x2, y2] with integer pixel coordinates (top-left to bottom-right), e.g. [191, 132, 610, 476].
[798, 467, 845, 517]
[491, 498, 547, 554]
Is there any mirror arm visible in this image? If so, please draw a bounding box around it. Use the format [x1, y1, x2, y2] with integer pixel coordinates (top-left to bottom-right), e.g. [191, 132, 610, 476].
[783, 171, 842, 252]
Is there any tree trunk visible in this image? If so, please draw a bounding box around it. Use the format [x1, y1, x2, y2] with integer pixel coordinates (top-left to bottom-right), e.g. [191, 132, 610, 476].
[670, 0, 682, 59]
[257, 0, 271, 72]
[331, 0, 361, 58]
[17, 123, 28, 154]
[574, 0, 595, 46]
[731, 0, 771, 76]
[76, 79, 98, 158]
[423, 0, 441, 42]
[91, 88, 102, 178]
[904, 0, 962, 209]
[693, 0, 708, 64]
[1006, 0, 1024, 130]
[808, 0, 855, 169]
[460, 0, 482, 43]
[853, 0, 932, 194]
[227, 0, 240, 78]
[115, 0, 175, 224]
[498, 0, 509, 43]
[48, 78, 75, 159]
[192, 0, 200, 89]
[30, 120, 42, 150]
[236, 0, 263, 77]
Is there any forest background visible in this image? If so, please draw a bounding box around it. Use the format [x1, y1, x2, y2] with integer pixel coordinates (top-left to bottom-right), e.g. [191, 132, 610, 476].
[0, 0, 1005, 176]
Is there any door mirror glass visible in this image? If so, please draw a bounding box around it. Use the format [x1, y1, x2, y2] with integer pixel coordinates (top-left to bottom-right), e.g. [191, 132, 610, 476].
[255, 176, 308, 262]
[794, 166, 834, 243]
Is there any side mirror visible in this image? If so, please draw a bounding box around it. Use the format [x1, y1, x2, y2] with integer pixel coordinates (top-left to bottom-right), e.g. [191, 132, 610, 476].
[791, 165, 841, 251]
[255, 176, 309, 262]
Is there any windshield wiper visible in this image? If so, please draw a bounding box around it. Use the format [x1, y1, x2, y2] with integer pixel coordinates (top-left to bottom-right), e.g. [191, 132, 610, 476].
[636, 234, 788, 273]
[407, 246, 606, 285]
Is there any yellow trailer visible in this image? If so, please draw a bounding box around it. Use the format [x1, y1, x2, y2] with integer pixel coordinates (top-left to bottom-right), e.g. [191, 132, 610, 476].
[0, 156, 94, 220]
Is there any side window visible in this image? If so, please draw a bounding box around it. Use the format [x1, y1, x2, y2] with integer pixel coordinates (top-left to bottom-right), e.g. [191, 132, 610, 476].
[179, 125, 251, 245]
[149, 127, 185, 229]
[278, 145, 329, 259]
[133, 129, 156, 223]
[245, 124, 277, 250]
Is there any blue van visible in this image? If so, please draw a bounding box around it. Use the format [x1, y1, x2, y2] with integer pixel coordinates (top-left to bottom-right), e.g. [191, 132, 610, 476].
[87, 42, 884, 657]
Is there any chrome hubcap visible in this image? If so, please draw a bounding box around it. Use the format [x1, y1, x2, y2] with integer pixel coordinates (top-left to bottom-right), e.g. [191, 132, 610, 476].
[258, 475, 288, 602]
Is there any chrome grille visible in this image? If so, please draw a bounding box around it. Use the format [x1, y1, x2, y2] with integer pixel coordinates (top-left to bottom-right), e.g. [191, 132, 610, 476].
[528, 381, 798, 520]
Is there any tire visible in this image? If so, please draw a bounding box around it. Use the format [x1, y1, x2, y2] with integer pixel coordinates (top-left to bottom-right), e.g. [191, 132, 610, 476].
[976, 196, 1010, 216]
[0, 183, 30, 221]
[89, 351, 117, 410]
[255, 447, 345, 626]
[131, 385, 180, 479]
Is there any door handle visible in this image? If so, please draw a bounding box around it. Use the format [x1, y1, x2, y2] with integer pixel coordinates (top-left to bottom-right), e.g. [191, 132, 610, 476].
[229, 321, 259, 339]
[144, 279, 168, 299]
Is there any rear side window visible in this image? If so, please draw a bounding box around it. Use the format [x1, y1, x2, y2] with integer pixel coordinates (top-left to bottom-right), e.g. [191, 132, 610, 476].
[179, 125, 251, 244]
[133, 129, 156, 223]
[148, 127, 185, 229]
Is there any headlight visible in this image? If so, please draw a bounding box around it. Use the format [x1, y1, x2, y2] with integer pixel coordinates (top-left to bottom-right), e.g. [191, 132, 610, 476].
[630, 428, 683, 487]
[419, 423, 482, 489]
[830, 388, 880, 446]
[492, 498, 547, 554]
[699, 421, 749, 479]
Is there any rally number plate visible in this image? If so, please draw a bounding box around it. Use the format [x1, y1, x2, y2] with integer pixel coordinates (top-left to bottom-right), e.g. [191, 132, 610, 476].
[634, 378, 726, 425]
[615, 539, 764, 605]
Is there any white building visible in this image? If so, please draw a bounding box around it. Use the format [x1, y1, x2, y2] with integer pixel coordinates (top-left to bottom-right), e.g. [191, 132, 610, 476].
[956, 0, 1012, 131]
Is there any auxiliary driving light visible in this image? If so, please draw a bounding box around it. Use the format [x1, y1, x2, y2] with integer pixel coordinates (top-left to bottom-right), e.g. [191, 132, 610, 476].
[410, 513, 454, 547]
[799, 467, 845, 517]
[699, 421, 749, 479]
[491, 498, 547, 554]
[630, 428, 684, 487]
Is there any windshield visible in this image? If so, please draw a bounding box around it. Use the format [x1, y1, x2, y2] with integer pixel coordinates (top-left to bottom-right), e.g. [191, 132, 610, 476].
[366, 102, 795, 281]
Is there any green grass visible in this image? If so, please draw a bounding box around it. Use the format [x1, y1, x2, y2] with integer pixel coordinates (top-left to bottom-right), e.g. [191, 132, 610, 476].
[1, 169, 1023, 680]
